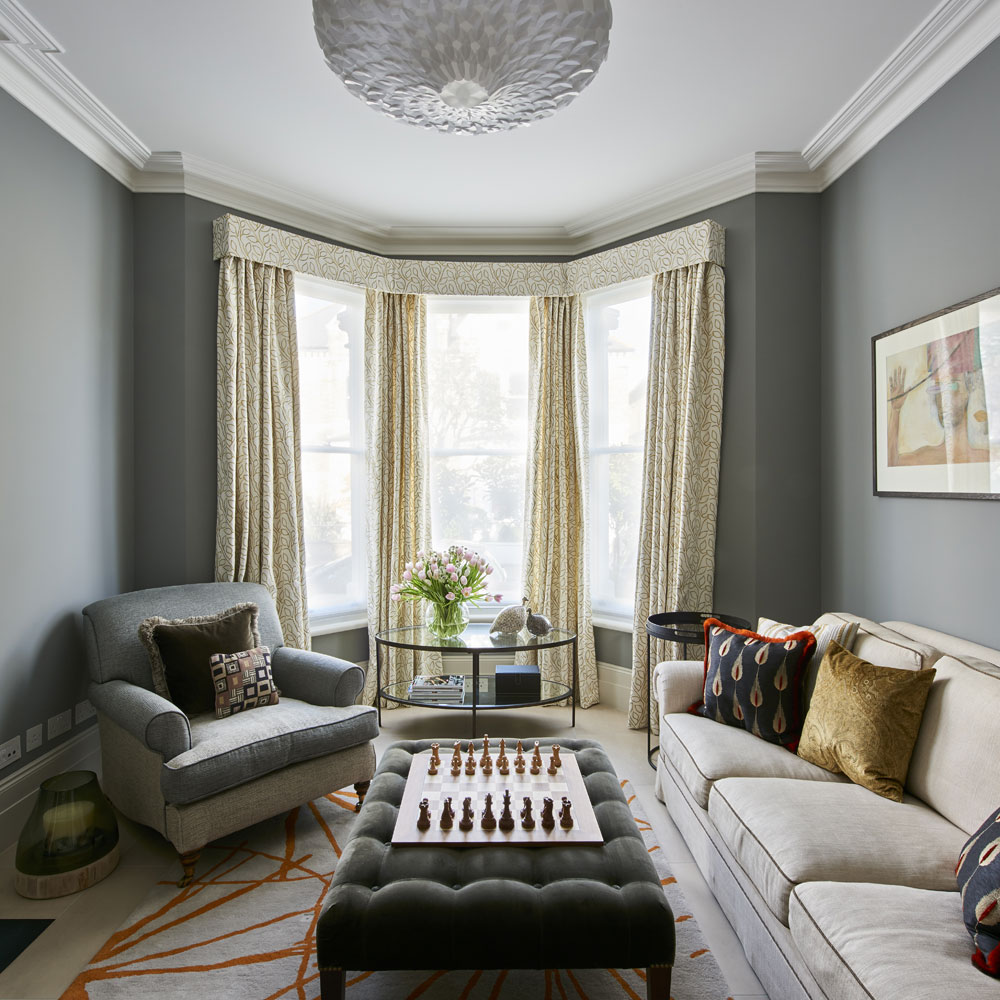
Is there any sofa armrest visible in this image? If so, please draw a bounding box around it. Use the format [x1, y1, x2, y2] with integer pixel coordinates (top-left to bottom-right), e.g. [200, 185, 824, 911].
[271, 645, 366, 707]
[652, 659, 705, 718]
[88, 680, 192, 760]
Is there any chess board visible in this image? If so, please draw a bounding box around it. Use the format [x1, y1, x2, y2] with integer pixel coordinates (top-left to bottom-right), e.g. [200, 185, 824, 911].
[391, 748, 603, 847]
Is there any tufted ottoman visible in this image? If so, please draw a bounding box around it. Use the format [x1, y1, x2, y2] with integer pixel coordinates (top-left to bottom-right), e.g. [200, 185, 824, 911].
[316, 739, 675, 998]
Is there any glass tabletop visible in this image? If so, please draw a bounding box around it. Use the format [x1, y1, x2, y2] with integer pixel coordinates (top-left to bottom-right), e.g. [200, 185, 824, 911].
[380, 675, 572, 709]
[374, 622, 576, 652]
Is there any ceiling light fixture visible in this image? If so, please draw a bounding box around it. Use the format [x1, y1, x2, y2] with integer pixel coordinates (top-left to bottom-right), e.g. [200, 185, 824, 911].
[313, 0, 613, 135]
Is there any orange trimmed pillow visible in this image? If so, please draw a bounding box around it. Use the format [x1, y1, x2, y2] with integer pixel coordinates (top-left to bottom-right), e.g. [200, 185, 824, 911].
[689, 618, 816, 751]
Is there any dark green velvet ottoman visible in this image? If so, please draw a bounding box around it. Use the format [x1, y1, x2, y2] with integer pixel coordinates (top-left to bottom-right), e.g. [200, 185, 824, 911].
[317, 739, 675, 998]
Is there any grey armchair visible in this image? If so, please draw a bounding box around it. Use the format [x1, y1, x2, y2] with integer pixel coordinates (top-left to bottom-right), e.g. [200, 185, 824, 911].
[82, 582, 377, 885]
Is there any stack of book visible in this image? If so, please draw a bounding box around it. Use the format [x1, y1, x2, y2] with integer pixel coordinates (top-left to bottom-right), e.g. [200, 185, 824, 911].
[407, 674, 466, 703]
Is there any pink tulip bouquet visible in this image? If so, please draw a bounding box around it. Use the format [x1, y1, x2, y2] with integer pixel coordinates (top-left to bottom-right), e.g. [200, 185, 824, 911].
[390, 545, 502, 638]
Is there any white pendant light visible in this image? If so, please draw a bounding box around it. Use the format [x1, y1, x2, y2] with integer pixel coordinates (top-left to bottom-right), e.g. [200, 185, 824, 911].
[313, 0, 613, 135]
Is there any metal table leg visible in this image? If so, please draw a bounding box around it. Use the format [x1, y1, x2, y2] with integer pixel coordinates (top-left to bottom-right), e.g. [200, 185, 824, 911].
[471, 650, 479, 739]
[572, 637, 578, 727]
[376, 638, 383, 726]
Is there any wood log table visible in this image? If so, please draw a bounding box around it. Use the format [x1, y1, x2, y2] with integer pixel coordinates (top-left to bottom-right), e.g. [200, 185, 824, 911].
[316, 739, 675, 999]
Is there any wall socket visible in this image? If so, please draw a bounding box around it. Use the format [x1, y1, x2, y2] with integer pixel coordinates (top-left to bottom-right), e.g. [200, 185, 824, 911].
[75, 700, 96, 725]
[26, 724, 43, 752]
[47, 710, 72, 741]
[0, 736, 21, 769]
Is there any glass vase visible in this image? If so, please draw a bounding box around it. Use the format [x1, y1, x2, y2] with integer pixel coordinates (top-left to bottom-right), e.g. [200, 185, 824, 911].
[425, 600, 469, 639]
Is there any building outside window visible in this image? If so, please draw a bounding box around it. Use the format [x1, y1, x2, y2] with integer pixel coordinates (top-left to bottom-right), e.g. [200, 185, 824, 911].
[585, 277, 652, 624]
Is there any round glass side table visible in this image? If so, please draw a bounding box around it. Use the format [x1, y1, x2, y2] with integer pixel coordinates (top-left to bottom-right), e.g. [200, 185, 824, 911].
[644, 612, 750, 770]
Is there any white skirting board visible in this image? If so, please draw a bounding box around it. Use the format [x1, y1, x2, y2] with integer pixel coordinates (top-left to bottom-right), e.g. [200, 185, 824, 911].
[357, 659, 633, 713]
[0, 725, 102, 852]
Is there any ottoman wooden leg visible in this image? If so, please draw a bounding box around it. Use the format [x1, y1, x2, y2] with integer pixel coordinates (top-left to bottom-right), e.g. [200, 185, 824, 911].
[646, 963, 671, 999]
[320, 967, 345, 999]
[354, 780, 371, 812]
[177, 849, 202, 888]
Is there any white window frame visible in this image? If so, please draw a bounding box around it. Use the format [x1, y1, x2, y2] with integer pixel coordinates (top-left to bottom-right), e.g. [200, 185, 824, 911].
[426, 295, 530, 620]
[586, 276, 652, 629]
[295, 275, 368, 633]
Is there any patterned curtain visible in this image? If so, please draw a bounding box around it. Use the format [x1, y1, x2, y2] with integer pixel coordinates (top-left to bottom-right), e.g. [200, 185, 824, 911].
[522, 296, 599, 707]
[362, 290, 438, 706]
[215, 257, 309, 649]
[628, 262, 726, 729]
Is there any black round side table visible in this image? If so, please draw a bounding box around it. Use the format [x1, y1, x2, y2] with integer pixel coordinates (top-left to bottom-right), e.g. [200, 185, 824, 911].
[644, 611, 751, 770]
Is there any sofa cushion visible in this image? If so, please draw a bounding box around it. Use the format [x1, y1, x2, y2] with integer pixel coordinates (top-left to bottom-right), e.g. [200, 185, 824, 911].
[708, 777, 966, 923]
[907, 654, 1000, 836]
[814, 613, 939, 672]
[797, 642, 936, 802]
[956, 805, 1000, 976]
[790, 882, 985, 1000]
[661, 712, 847, 810]
[695, 619, 815, 751]
[161, 698, 378, 804]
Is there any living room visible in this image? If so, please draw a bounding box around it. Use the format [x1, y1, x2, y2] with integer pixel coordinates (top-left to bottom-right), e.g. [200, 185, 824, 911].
[1, 1, 999, 998]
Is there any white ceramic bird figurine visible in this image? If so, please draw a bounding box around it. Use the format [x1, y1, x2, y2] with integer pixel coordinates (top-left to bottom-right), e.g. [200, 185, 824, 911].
[490, 597, 528, 634]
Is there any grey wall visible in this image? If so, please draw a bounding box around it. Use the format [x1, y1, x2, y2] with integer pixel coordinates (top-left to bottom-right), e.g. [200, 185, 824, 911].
[0, 89, 133, 773]
[821, 37, 1000, 646]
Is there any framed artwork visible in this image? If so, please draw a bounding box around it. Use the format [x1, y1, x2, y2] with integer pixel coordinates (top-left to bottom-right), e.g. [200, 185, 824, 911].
[872, 287, 1000, 499]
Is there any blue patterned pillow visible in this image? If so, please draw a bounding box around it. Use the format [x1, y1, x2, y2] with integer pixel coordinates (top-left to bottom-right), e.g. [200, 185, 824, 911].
[957, 807, 1000, 977]
[690, 619, 816, 751]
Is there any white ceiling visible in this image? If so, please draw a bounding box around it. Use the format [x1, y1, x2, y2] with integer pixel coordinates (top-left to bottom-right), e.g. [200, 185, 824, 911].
[5, 0, 999, 253]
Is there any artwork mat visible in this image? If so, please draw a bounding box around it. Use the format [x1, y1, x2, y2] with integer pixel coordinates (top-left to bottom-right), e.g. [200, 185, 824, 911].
[872, 287, 1000, 499]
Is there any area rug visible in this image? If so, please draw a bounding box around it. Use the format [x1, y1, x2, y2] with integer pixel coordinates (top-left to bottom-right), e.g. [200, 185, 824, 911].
[62, 781, 733, 999]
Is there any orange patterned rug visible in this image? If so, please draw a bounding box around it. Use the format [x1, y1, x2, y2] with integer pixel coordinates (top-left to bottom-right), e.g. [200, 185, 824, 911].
[62, 780, 732, 999]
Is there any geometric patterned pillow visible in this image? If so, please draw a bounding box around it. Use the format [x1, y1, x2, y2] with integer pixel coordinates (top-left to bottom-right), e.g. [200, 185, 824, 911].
[210, 646, 280, 719]
[690, 618, 816, 752]
[957, 806, 1000, 977]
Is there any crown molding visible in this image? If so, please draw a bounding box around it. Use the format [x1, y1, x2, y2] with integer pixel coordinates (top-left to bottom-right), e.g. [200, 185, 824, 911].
[3, 0, 1000, 254]
[804, 0, 1000, 186]
[0, 0, 146, 187]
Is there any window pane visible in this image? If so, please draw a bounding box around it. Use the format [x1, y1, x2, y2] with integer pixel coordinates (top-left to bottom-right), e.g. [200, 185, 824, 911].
[296, 276, 366, 618]
[586, 278, 651, 615]
[427, 297, 529, 600]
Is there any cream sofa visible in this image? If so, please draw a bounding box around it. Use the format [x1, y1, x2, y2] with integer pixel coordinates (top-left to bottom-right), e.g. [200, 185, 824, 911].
[653, 614, 1000, 1000]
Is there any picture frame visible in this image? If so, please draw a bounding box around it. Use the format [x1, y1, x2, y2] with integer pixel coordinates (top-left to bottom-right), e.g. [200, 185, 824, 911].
[872, 286, 1000, 499]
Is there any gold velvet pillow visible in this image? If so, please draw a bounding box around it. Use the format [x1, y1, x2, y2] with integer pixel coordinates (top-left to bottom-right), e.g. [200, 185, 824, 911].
[797, 641, 936, 801]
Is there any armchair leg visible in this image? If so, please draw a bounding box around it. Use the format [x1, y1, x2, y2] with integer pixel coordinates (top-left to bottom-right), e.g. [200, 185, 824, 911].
[177, 849, 202, 888]
[353, 780, 371, 812]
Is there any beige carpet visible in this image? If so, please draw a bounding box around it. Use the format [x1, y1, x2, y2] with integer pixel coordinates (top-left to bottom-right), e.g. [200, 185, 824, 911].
[62, 781, 733, 999]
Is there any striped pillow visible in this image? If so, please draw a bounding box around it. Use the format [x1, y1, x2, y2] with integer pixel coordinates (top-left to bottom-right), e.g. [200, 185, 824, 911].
[757, 616, 859, 667]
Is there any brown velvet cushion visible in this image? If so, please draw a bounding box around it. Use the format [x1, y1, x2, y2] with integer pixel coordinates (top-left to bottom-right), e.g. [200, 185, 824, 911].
[138, 603, 259, 716]
[797, 641, 935, 801]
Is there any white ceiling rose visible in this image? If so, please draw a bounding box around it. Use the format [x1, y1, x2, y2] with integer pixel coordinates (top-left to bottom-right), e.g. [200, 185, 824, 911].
[312, 0, 614, 135]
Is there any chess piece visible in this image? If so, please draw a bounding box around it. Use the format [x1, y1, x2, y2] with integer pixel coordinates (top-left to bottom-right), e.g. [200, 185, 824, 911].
[479, 735, 491, 768]
[482, 755, 493, 776]
[515, 754, 525, 774]
[551, 745, 562, 769]
[440, 797, 455, 830]
[499, 738, 506, 757]
[520, 796, 535, 829]
[532, 741, 543, 767]
[459, 797, 474, 832]
[417, 798, 431, 831]
[498, 754, 509, 775]
[530, 756, 541, 776]
[430, 743, 441, 766]
[465, 747, 477, 775]
[451, 757, 462, 777]
[540, 796, 555, 830]
[516, 740, 524, 755]
[481, 793, 497, 830]
[452, 741, 462, 764]
[547, 753, 557, 776]
[559, 796, 574, 829]
[428, 756, 438, 776]
[499, 790, 515, 832]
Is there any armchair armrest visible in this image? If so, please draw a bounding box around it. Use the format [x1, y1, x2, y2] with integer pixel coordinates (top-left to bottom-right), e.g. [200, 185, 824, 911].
[271, 645, 365, 707]
[652, 659, 705, 718]
[88, 680, 192, 760]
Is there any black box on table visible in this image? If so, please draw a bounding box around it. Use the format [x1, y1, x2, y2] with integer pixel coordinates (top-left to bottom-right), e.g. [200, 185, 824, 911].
[495, 664, 541, 702]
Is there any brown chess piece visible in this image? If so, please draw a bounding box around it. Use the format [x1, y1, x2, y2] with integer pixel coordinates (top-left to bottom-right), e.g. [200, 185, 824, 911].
[465, 747, 477, 775]
[479, 735, 491, 768]
[547, 753, 557, 776]
[514, 753, 525, 774]
[530, 756, 541, 775]
[520, 796, 535, 830]
[417, 798, 431, 831]
[532, 741, 543, 767]
[559, 796, 574, 829]
[481, 792, 497, 830]
[451, 758, 462, 777]
[499, 790, 515, 832]
[459, 796, 474, 832]
[428, 756, 438, 775]
[550, 744, 562, 769]
[499, 738, 506, 758]
[440, 797, 455, 830]
[498, 754, 509, 775]
[540, 796, 555, 830]
[516, 740, 524, 756]
[482, 755, 493, 776]
[430, 743, 441, 766]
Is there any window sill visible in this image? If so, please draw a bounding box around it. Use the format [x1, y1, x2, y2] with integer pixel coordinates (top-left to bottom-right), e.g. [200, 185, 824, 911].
[591, 612, 634, 633]
[309, 612, 369, 636]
